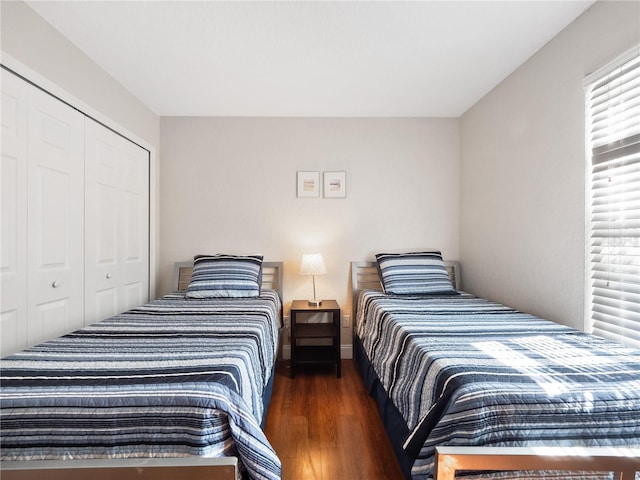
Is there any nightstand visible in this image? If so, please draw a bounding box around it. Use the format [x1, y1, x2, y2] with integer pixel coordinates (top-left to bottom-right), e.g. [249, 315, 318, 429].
[290, 299, 341, 378]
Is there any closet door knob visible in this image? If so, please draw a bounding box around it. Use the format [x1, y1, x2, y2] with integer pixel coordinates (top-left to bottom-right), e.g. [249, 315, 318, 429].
[52, 280, 60, 288]
[106, 273, 112, 279]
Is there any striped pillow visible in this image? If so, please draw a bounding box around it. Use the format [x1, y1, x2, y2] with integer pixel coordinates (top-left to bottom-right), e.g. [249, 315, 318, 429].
[185, 254, 263, 298]
[375, 251, 456, 295]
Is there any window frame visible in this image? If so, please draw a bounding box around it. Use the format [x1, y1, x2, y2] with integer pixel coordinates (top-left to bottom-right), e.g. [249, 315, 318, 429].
[584, 45, 640, 350]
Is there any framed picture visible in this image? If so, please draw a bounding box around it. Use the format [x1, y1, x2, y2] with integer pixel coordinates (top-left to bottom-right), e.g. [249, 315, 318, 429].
[323, 171, 346, 198]
[297, 171, 320, 197]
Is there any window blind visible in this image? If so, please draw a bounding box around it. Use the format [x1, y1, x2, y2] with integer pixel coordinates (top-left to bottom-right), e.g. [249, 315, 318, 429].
[586, 49, 640, 350]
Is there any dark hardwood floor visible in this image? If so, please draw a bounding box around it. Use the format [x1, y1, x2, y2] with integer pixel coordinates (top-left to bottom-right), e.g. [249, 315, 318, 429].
[264, 360, 404, 480]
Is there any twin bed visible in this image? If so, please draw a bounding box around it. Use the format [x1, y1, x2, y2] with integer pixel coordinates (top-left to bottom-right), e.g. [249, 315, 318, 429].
[3, 251, 640, 480]
[352, 252, 640, 480]
[1, 255, 283, 480]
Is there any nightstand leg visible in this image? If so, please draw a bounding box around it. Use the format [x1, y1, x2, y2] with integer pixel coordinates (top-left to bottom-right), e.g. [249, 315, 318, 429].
[290, 346, 295, 379]
[335, 310, 341, 378]
[290, 312, 295, 378]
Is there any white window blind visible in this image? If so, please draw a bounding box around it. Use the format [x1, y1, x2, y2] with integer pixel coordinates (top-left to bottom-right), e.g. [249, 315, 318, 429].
[586, 48, 640, 350]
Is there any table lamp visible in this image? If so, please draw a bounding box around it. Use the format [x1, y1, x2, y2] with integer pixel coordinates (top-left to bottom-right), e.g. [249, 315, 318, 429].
[300, 253, 326, 306]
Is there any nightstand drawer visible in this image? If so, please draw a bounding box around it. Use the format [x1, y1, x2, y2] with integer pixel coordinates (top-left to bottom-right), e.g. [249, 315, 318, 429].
[294, 323, 337, 338]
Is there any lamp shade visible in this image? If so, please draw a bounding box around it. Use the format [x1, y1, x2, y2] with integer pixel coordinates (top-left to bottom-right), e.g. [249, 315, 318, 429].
[300, 253, 327, 275]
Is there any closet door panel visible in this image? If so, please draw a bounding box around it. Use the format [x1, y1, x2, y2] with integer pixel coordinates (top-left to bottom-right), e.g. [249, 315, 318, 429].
[27, 84, 85, 346]
[97, 182, 119, 263]
[1, 158, 22, 277]
[121, 144, 149, 312]
[90, 179, 120, 321]
[36, 168, 71, 265]
[85, 118, 149, 323]
[123, 283, 144, 312]
[1, 70, 28, 356]
[92, 141, 119, 323]
[85, 119, 121, 323]
[94, 146, 120, 319]
[30, 298, 72, 345]
[95, 289, 118, 323]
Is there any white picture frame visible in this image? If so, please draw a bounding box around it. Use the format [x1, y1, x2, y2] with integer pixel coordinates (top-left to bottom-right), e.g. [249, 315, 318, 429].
[323, 171, 346, 198]
[297, 171, 320, 197]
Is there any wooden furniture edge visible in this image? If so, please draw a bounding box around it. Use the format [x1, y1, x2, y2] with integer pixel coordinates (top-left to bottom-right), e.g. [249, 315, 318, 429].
[350, 259, 461, 327]
[434, 446, 640, 480]
[173, 260, 284, 303]
[0, 457, 238, 480]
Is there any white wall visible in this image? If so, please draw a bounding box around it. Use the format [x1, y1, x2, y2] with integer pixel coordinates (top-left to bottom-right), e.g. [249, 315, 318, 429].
[0, 1, 159, 148]
[460, 0, 640, 330]
[160, 117, 460, 350]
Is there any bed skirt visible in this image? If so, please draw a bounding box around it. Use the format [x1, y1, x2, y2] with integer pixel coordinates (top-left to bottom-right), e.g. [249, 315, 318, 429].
[261, 363, 276, 429]
[353, 334, 413, 479]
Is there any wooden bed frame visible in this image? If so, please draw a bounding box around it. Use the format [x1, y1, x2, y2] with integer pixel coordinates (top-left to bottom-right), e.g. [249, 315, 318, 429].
[172, 260, 284, 298]
[350, 259, 460, 322]
[434, 446, 640, 480]
[1, 261, 284, 480]
[1, 457, 238, 480]
[350, 260, 640, 479]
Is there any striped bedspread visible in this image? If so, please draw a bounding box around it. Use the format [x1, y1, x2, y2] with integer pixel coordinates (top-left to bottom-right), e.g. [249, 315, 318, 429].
[356, 290, 640, 480]
[1, 290, 282, 480]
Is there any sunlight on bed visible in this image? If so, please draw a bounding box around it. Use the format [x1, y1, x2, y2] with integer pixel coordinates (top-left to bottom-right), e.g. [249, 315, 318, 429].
[471, 337, 595, 397]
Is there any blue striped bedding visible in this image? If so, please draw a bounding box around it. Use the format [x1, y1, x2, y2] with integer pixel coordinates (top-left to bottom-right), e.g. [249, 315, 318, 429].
[1, 290, 282, 480]
[356, 290, 640, 480]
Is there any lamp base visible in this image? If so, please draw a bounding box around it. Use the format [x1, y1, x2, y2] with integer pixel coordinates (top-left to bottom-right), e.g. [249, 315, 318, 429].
[308, 299, 322, 306]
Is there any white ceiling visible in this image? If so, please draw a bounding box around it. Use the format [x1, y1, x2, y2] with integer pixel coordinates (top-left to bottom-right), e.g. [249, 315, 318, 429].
[27, 0, 596, 117]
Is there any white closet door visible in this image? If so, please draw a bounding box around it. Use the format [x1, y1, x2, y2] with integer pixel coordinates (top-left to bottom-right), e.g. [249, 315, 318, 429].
[27, 81, 85, 346]
[1, 69, 29, 356]
[85, 118, 149, 325]
[119, 134, 149, 311]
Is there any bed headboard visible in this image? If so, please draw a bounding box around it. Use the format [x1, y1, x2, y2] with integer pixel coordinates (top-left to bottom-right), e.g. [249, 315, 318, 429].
[172, 261, 284, 302]
[350, 260, 461, 323]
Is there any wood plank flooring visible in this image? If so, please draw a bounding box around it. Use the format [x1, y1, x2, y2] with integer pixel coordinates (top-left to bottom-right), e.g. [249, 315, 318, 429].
[264, 360, 404, 480]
